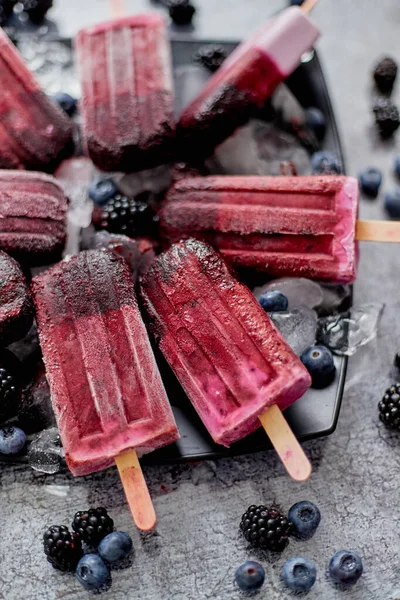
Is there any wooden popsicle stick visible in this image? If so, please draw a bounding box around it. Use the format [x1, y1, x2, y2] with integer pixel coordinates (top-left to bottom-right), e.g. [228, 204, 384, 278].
[356, 220, 400, 242]
[109, 0, 127, 18]
[115, 450, 157, 531]
[259, 405, 312, 482]
[300, 0, 320, 14]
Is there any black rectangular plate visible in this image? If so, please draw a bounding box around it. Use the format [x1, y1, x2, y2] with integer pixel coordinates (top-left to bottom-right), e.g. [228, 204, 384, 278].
[2, 36, 348, 466]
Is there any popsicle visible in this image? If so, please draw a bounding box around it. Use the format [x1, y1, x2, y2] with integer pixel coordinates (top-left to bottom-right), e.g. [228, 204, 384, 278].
[32, 250, 179, 529]
[0, 170, 68, 266]
[75, 13, 175, 172]
[141, 238, 312, 479]
[177, 6, 320, 159]
[160, 175, 360, 283]
[0, 27, 73, 171]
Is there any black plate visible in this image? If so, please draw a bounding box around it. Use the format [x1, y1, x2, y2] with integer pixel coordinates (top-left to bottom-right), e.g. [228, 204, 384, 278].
[3, 36, 347, 466]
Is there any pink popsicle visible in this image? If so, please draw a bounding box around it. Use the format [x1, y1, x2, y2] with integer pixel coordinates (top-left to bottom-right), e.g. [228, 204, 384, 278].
[140, 238, 311, 447]
[75, 14, 175, 172]
[32, 250, 179, 477]
[177, 6, 319, 158]
[0, 170, 68, 266]
[0, 28, 73, 171]
[160, 175, 359, 284]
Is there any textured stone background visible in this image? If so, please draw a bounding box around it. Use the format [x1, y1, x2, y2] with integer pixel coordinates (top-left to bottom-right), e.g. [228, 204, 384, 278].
[1, 1, 400, 598]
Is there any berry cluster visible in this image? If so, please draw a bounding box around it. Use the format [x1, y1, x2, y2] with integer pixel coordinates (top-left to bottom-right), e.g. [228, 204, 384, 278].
[43, 507, 132, 591]
[237, 500, 362, 592]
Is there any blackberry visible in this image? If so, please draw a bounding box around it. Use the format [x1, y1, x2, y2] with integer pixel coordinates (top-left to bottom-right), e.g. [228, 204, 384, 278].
[43, 525, 83, 571]
[193, 44, 227, 73]
[169, 0, 195, 26]
[394, 353, 400, 369]
[373, 57, 398, 94]
[100, 192, 154, 238]
[240, 504, 293, 551]
[373, 98, 400, 138]
[0, 366, 20, 424]
[72, 507, 114, 545]
[378, 383, 400, 429]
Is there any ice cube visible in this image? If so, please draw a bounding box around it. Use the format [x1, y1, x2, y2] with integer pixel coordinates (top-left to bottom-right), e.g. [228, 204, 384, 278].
[271, 85, 319, 152]
[18, 38, 80, 98]
[253, 278, 323, 310]
[253, 121, 311, 174]
[55, 157, 94, 229]
[28, 427, 64, 475]
[207, 120, 311, 176]
[270, 306, 318, 356]
[317, 303, 384, 356]
[206, 124, 262, 175]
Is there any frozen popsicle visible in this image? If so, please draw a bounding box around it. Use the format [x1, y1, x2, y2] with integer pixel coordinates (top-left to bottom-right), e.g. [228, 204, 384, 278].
[0, 28, 73, 171]
[75, 13, 175, 172]
[0, 170, 68, 266]
[32, 250, 179, 529]
[177, 6, 320, 158]
[160, 175, 360, 284]
[141, 238, 312, 479]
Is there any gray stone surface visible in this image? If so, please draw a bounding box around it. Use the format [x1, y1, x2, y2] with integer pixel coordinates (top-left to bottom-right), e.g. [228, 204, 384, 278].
[1, 1, 400, 599]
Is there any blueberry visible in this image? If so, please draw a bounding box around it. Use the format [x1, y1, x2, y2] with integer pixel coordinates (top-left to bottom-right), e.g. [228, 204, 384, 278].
[75, 554, 110, 590]
[288, 501, 321, 540]
[394, 154, 400, 178]
[0, 427, 26, 454]
[281, 557, 317, 592]
[329, 550, 363, 586]
[359, 167, 382, 198]
[290, 0, 304, 5]
[384, 187, 400, 218]
[88, 178, 118, 206]
[300, 345, 336, 388]
[98, 532, 133, 563]
[52, 92, 77, 117]
[311, 151, 341, 175]
[305, 107, 326, 141]
[235, 561, 265, 592]
[259, 290, 288, 312]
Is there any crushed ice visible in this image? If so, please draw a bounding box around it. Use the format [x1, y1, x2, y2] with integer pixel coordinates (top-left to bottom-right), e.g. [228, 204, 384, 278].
[270, 306, 318, 356]
[317, 303, 384, 356]
[28, 427, 64, 474]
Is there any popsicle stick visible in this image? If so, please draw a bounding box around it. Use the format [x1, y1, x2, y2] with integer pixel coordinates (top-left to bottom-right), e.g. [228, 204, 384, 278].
[356, 220, 400, 242]
[300, 0, 320, 14]
[109, 0, 126, 18]
[115, 450, 157, 531]
[259, 406, 312, 482]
